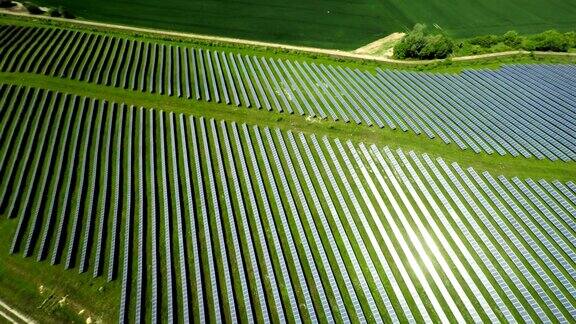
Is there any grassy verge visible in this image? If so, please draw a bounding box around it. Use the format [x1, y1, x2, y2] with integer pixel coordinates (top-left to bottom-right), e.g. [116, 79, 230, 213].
[0, 216, 119, 323]
[1, 14, 576, 74]
[2, 72, 575, 182]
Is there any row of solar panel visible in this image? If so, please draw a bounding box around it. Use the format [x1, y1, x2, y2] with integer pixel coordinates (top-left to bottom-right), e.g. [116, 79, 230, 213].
[1, 25, 575, 161]
[1, 85, 575, 323]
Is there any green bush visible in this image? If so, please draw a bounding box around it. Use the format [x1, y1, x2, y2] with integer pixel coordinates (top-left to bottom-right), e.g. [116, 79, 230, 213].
[59, 6, 75, 18]
[501, 31, 523, 48]
[393, 23, 428, 59]
[469, 34, 499, 48]
[419, 34, 454, 59]
[566, 31, 576, 48]
[48, 7, 61, 17]
[524, 30, 569, 52]
[0, 0, 15, 8]
[394, 24, 453, 59]
[23, 2, 43, 14]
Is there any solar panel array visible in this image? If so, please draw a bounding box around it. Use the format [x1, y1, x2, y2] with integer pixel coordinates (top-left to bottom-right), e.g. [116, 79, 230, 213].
[2, 25, 576, 160]
[1, 85, 575, 323]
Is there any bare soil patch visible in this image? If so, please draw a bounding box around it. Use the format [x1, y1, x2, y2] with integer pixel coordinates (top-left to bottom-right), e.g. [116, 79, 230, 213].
[352, 32, 405, 57]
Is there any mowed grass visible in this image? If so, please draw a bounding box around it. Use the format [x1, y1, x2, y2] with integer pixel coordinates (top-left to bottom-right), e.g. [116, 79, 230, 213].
[2, 71, 575, 183]
[0, 217, 120, 323]
[32, 0, 576, 50]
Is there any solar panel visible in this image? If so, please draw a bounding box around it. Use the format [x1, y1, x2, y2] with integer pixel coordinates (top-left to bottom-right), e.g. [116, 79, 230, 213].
[345, 140, 432, 323]
[276, 59, 307, 116]
[367, 144, 464, 323]
[175, 47, 182, 97]
[167, 113, 190, 322]
[201, 117, 236, 320]
[74, 33, 98, 81]
[540, 180, 576, 218]
[206, 51, 220, 103]
[148, 43, 157, 93]
[159, 111, 178, 321]
[404, 150, 516, 323]
[236, 123, 285, 321]
[214, 51, 230, 104]
[0, 87, 31, 175]
[264, 128, 320, 322]
[431, 157, 546, 322]
[454, 164, 566, 322]
[253, 57, 282, 112]
[278, 130, 342, 322]
[309, 134, 382, 321]
[35, 95, 76, 262]
[177, 114, 205, 322]
[110, 38, 127, 87]
[118, 105, 134, 324]
[198, 49, 210, 101]
[220, 52, 239, 106]
[183, 48, 191, 99]
[244, 55, 270, 110]
[513, 178, 576, 258]
[499, 176, 576, 272]
[554, 180, 576, 209]
[284, 60, 323, 118]
[248, 125, 301, 322]
[148, 110, 159, 324]
[22, 94, 67, 260]
[221, 121, 267, 321]
[235, 54, 257, 108]
[269, 58, 299, 114]
[210, 119, 252, 321]
[77, 100, 106, 273]
[526, 179, 576, 232]
[323, 137, 401, 323]
[137, 42, 149, 92]
[386, 147, 496, 323]
[191, 116, 221, 323]
[314, 64, 363, 124]
[303, 62, 346, 122]
[294, 61, 337, 120]
[94, 35, 116, 85]
[482, 172, 576, 300]
[61, 99, 95, 269]
[191, 49, 201, 100]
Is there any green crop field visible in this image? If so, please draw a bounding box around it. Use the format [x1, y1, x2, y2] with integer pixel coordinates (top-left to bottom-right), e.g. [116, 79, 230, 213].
[33, 0, 576, 49]
[1, 16, 576, 324]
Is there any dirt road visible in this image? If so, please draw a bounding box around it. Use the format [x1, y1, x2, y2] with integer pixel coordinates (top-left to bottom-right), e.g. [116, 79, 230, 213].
[1, 10, 575, 66]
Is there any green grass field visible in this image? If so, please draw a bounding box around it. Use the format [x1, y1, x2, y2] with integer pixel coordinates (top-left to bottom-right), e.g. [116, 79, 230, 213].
[33, 0, 576, 49]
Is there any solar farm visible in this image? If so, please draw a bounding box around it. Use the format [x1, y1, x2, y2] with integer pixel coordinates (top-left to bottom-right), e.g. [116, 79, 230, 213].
[0, 15, 575, 324]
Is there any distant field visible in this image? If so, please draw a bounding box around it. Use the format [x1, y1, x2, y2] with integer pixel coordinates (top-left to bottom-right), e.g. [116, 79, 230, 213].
[33, 0, 576, 50]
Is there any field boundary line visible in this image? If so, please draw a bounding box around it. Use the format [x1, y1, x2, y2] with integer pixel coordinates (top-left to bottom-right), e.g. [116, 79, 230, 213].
[2, 11, 575, 66]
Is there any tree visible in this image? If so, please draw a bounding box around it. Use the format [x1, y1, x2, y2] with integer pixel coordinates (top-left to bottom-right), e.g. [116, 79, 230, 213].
[59, 6, 75, 19]
[0, 0, 15, 8]
[469, 34, 499, 48]
[524, 30, 569, 52]
[48, 7, 61, 17]
[420, 34, 454, 59]
[394, 24, 454, 59]
[565, 31, 576, 48]
[501, 31, 522, 48]
[393, 24, 428, 59]
[23, 2, 43, 14]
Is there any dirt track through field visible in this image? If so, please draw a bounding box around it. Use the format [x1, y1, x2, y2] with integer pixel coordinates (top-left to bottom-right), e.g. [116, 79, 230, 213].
[1, 10, 575, 66]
